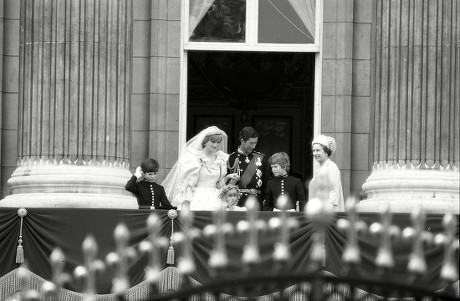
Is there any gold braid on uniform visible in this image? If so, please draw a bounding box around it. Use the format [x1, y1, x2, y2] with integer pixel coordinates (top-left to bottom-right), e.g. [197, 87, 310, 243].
[227, 158, 239, 171]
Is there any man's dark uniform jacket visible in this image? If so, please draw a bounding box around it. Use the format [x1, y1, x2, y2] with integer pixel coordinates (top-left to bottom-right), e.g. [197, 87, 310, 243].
[227, 149, 271, 208]
[125, 175, 173, 209]
[262, 174, 306, 211]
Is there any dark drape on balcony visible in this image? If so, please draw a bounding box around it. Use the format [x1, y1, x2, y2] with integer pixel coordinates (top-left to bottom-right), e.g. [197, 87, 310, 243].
[0, 208, 457, 296]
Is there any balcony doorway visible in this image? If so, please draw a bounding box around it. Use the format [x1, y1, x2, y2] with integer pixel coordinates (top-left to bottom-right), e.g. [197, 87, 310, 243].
[187, 51, 315, 183]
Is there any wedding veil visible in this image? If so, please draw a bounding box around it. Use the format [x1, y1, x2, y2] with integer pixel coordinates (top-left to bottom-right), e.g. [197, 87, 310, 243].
[161, 126, 228, 206]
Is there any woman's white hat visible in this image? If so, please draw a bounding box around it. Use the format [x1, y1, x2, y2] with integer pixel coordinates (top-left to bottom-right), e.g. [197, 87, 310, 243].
[312, 135, 337, 154]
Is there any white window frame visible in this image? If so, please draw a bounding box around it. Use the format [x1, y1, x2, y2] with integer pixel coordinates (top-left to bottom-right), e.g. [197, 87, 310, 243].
[179, 0, 323, 149]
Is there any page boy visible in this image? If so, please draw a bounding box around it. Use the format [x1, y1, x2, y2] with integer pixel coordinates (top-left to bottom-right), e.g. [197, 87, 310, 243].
[262, 152, 305, 211]
[125, 158, 173, 209]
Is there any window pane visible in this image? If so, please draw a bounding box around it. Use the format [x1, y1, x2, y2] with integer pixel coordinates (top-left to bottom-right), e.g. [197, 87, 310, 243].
[258, 0, 315, 44]
[190, 0, 246, 43]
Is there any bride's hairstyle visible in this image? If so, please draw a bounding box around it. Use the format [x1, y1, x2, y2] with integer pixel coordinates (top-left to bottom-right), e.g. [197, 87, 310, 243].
[161, 126, 228, 207]
[201, 133, 223, 148]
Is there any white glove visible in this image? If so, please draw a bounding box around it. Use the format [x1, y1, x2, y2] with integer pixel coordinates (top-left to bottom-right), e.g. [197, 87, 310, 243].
[134, 166, 143, 179]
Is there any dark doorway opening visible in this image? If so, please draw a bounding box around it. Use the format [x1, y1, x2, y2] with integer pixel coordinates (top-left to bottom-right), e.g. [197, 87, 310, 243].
[187, 51, 315, 183]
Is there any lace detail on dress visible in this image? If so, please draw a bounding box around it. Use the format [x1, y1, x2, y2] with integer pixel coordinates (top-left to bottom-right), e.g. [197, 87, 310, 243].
[198, 152, 226, 165]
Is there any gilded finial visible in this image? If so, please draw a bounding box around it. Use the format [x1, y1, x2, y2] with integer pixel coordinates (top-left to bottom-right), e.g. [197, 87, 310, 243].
[304, 197, 334, 225]
[42, 248, 71, 300]
[18, 264, 29, 295]
[139, 214, 168, 284]
[203, 206, 234, 269]
[181, 200, 191, 211]
[434, 214, 459, 282]
[269, 196, 299, 262]
[304, 198, 335, 266]
[17, 264, 40, 300]
[106, 223, 137, 295]
[173, 206, 199, 275]
[73, 235, 105, 301]
[370, 205, 400, 268]
[402, 207, 433, 274]
[238, 196, 266, 265]
[337, 197, 367, 264]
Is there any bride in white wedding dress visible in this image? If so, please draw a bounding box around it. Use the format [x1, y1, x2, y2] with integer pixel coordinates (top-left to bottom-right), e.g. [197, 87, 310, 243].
[162, 126, 235, 211]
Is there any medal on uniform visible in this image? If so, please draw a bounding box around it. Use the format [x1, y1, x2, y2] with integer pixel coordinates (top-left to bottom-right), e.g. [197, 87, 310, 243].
[245, 156, 250, 163]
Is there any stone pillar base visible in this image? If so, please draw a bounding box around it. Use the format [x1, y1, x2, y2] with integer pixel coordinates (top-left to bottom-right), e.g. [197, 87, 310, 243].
[0, 193, 138, 209]
[0, 164, 138, 209]
[359, 168, 459, 214]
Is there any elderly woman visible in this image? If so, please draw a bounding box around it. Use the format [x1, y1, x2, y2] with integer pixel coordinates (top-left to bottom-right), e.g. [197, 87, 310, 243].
[308, 135, 345, 211]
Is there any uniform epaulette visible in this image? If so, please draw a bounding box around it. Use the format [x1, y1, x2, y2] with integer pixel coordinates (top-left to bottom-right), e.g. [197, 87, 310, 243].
[253, 150, 265, 157]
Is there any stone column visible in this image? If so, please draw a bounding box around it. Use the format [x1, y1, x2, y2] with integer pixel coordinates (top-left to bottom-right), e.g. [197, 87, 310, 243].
[360, 0, 459, 213]
[0, 0, 137, 208]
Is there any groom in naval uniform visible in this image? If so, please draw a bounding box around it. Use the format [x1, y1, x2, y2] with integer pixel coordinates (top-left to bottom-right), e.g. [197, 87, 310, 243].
[227, 126, 271, 209]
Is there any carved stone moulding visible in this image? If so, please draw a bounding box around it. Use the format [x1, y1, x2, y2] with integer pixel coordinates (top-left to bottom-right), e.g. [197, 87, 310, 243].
[0, 164, 137, 209]
[360, 168, 460, 214]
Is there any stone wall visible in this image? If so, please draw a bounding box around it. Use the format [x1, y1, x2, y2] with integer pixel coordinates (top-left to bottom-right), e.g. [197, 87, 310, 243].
[321, 0, 374, 198]
[0, 0, 19, 199]
[131, 0, 181, 181]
